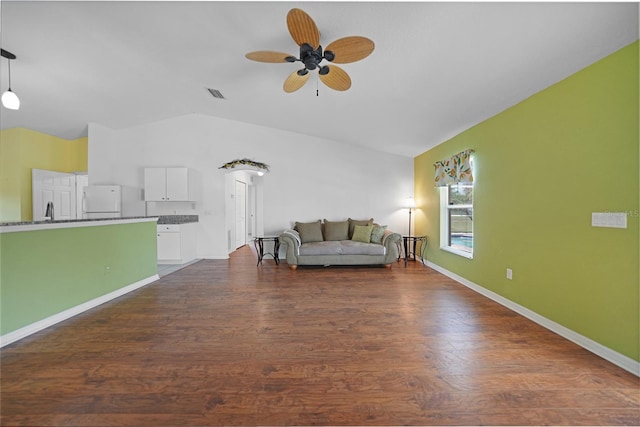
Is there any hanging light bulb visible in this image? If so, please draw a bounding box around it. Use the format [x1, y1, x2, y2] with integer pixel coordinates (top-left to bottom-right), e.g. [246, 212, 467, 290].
[1, 49, 20, 110]
[2, 90, 20, 110]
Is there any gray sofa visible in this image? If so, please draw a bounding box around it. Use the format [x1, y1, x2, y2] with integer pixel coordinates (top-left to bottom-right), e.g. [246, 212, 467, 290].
[278, 218, 401, 269]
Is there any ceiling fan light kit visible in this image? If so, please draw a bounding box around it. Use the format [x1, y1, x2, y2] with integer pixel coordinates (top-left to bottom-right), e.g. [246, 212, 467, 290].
[245, 8, 374, 93]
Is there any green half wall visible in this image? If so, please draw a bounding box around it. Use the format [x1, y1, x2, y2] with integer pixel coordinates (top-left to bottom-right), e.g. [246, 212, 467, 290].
[1, 220, 158, 336]
[414, 41, 639, 362]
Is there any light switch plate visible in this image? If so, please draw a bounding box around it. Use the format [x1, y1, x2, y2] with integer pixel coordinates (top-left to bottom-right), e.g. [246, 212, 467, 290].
[592, 212, 627, 229]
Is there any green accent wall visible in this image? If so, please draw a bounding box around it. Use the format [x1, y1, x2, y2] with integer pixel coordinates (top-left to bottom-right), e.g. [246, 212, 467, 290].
[0, 128, 88, 222]
[414, 41, 639, 361]
[0, 221, 158, 335]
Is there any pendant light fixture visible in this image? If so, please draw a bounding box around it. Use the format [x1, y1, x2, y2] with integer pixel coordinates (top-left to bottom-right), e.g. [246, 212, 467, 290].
[1, 49, 20, 110]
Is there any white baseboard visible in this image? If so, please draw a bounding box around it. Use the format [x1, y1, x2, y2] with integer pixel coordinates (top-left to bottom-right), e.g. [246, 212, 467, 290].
[425, 260, 640, 377]
[0, 274, 160, 348]
[201, 254, 230, 260]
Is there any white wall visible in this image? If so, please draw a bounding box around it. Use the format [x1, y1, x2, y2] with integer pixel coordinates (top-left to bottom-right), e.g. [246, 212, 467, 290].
[88, 114, 414, 259]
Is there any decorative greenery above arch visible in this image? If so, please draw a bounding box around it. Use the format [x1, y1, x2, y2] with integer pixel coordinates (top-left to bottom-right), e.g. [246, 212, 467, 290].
[219, 158, 270, 174]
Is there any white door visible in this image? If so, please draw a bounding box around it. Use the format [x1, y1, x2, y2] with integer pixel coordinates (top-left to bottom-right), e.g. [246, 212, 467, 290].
[248, 184, 256, 240]
[32, 169, 77, 221]
[235, 180, 247, 249]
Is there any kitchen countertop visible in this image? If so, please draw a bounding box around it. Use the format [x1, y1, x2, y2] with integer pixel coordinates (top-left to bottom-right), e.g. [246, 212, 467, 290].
[0, 215, 199, 232]
[0, 216, 159, 233]
[157, 215, 199, 224]
[0, 216, 154, 227]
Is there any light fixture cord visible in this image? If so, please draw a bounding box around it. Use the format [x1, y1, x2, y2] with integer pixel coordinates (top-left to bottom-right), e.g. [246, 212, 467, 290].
[7, 59, 12, 90]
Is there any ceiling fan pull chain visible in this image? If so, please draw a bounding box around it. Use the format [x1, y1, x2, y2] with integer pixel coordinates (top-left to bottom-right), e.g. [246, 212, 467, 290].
[316, 73, 319, 97]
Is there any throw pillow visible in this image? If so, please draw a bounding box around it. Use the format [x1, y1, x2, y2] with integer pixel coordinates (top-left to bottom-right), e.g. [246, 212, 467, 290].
[370, 224, 387, 244]
[352, 224, 373, 243]
[323, 219, 349, 241]
[295, 220, 324, 243]
[348, 217, 374, 239]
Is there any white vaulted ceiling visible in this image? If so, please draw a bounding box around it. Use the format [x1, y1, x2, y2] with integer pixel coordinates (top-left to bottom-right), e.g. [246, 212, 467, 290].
[0, 1, 637, 157]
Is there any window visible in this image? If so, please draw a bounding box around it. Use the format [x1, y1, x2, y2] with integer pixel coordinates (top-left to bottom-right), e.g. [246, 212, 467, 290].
[440, 183, 473, 258]
[434, 149, 474, 259]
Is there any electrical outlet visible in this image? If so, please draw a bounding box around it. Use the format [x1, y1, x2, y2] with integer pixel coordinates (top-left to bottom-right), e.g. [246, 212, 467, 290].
[592, 212, 627, 228]
[506, 268, 513, 280]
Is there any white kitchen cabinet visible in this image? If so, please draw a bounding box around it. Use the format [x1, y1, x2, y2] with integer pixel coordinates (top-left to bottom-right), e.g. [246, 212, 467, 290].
[157, 223, 197, 264]
[157, 229, 181, 260]
[144, 168, 168, 201]
[144, 167, 198, 201]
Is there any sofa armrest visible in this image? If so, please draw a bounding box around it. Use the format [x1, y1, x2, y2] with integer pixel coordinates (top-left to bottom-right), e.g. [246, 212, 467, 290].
[381, 229, 401, 246]
[279, 229, 301, 265]
[381, 230, 401, 263]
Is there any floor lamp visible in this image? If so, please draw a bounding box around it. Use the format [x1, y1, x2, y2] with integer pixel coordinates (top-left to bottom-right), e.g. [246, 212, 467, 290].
[405, 197, 416, 237]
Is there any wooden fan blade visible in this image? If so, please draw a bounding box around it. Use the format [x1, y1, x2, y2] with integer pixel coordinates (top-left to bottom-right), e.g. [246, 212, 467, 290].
[325, 36, 375, 64]
[319, 65, 351, 91]
[245, 51, 292, 63]
[283, 71, 310, 93]
[287, 8, 320, 48]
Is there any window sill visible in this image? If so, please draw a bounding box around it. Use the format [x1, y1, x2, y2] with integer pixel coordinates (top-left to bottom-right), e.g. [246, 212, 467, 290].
[441, 245, 473, 259]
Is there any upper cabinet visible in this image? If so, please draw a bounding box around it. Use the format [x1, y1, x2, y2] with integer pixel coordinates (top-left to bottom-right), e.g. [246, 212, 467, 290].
[144, 167, 199, 201]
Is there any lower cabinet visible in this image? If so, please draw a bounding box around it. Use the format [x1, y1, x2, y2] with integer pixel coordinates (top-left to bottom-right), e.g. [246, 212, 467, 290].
[157, 223, 197, 264]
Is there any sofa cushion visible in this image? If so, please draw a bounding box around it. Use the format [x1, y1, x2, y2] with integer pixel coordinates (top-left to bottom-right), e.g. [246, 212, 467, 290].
[323, 219, 349, 241]
[340, 240, 386, 256]
[370, 224, 387, 244]
[298, 240, 386, 256]
[299, 241, 342, 256]
[295, 220, 324, 243]
[352, 224, 373, 243]
[348, 218, 374, 238]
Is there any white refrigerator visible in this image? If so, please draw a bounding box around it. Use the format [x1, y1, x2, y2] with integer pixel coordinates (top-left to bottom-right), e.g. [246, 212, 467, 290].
[82, 185, 122, 219]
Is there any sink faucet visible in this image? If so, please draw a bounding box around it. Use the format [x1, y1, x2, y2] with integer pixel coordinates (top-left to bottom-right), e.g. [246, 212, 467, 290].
[45, 201, 54, 220]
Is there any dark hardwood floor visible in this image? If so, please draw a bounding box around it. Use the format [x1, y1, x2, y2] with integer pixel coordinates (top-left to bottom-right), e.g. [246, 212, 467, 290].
[1, 246, 638, 426]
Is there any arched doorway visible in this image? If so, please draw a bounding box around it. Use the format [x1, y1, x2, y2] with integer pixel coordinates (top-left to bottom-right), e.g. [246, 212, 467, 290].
[223, 170, 265, 254]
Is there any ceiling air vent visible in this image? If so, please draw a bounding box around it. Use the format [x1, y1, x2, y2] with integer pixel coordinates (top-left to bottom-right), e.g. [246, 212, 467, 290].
[207, 88, 226, 100]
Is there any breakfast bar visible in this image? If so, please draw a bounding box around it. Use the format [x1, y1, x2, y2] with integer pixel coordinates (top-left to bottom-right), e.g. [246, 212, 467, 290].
[0, 217, 159, 346]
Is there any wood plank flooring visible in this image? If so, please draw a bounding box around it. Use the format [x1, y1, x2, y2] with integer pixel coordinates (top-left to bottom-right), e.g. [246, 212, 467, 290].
[1, 246, 638, 426]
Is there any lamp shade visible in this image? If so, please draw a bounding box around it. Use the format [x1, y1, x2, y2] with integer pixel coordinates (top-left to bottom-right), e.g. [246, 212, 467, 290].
[2, 89, 19, 110]
[405, 197, 416, 209]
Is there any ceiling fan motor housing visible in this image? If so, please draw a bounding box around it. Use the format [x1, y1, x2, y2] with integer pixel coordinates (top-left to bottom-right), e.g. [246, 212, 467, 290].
[300, 44, 322, 70]
[299, 43, 335, 72]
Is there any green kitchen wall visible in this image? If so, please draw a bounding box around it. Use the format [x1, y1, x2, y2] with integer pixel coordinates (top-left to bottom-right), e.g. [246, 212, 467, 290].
[0, 128, 88, 222]
[414, 41, 639, 362]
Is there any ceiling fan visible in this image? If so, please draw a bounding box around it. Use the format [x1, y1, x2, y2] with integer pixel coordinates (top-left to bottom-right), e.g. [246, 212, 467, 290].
[245, 8, 375, 93]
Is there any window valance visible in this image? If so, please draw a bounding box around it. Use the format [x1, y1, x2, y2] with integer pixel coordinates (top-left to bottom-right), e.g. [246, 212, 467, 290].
[433, 149, 474, 187]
